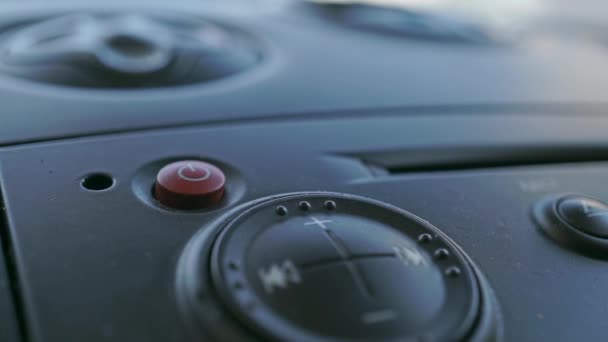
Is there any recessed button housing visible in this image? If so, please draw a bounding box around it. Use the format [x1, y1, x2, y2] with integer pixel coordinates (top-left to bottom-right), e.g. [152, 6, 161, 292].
[534, 194, 608, 258]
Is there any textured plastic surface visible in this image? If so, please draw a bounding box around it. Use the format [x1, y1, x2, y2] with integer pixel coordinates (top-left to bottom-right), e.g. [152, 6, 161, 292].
[0, 114, 608, 340]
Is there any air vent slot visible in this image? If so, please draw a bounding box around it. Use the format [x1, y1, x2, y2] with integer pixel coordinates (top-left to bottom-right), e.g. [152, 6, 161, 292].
[357, 145, 608, 176]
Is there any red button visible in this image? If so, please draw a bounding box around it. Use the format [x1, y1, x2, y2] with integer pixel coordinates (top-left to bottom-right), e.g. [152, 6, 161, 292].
[154, 160, 226, 210]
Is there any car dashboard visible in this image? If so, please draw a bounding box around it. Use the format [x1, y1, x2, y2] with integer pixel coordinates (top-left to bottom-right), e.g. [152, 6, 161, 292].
[0, 1, 608, 341]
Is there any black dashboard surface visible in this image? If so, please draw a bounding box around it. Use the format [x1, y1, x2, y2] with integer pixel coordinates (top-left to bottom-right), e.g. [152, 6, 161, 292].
[2, 115, 608, 341]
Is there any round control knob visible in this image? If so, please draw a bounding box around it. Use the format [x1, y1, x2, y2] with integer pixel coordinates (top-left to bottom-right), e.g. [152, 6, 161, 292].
[558, 196, 608, 238]
[154, 160, 225, 210]
[177, 192, 501, 341]
[534, 194, 608, 258]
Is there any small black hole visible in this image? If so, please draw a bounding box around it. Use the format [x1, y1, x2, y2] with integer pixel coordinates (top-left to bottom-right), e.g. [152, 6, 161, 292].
[81, 173, 115, 191]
